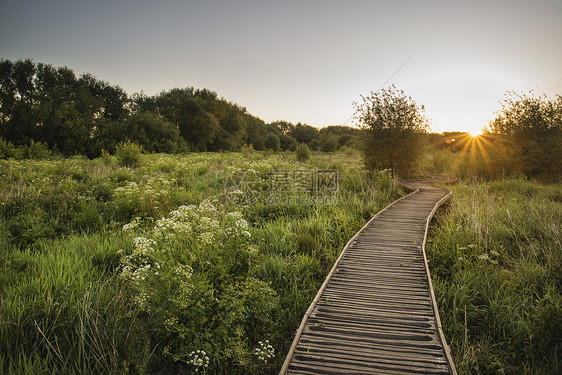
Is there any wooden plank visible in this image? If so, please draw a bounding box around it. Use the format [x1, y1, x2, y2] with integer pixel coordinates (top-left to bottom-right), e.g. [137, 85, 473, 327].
[279, 179, 457, 375]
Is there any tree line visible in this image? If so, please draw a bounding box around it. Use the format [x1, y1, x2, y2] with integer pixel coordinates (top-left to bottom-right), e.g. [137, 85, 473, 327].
[354, 85, 562, 179]
[0, 59, 362, 158]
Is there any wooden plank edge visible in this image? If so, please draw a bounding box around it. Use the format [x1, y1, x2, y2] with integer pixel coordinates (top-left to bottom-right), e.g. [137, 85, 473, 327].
[420, 185, 458, 375]
[278, 186, 422, 374]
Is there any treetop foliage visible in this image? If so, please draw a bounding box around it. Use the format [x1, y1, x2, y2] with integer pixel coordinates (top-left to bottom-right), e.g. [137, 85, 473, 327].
[0, 59, 364, 158]
[354, 84, 429, 137]
[487, 90, 562, 176]
[489, 90, 562, 136]
[354, 85, 429, 176]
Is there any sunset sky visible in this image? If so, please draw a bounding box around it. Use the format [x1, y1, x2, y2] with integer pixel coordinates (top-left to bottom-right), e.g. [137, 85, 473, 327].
[1, 0, 561, 134]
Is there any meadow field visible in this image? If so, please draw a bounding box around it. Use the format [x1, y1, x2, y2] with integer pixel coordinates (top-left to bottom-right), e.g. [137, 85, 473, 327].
[427, 179, 562, 374]
[1, 148, 561, 374]
[0, 150, 402, 374]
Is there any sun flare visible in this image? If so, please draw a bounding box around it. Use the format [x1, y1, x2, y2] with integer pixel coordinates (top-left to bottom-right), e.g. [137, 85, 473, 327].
[467, 130, 480, 137]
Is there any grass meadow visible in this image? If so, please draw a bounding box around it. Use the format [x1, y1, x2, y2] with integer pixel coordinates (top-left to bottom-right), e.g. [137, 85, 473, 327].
[0, 150, 402, 374]
[2, 148, 561, 374]
[427, 179, 562, 374]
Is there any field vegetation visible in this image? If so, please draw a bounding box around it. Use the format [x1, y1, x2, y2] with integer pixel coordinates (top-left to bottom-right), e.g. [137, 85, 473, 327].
[427, 179, 562, 374]
[0, 150, 402, 374]
[2, 58, 561, 374]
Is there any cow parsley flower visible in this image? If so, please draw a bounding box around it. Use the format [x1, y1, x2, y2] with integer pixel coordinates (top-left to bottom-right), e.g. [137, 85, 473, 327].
[188, 350, 209, 372]
[254, 340, 275, 364]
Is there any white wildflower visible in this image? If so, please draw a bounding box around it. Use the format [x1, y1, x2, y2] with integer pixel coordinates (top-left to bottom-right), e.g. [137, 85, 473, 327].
[199, 232, 215, 245]
[235, 219, 249, 229]
[254, 340, 275, 364]
[188, 350, 210, 372]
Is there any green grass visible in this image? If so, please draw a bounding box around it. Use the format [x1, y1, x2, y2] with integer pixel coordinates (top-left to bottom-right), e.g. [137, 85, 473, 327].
[427, 178, 562, 374]
[0, 150, 401, 374]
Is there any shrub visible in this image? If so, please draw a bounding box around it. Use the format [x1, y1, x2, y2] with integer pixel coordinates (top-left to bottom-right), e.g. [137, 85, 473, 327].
[295, 143, 311, 162]
[23, 140, 52, 159]
[0, 137, 21, 159]
[354, 85, 429, 177]
[100, 149, 113, 165]
[115, 141, 143, 168]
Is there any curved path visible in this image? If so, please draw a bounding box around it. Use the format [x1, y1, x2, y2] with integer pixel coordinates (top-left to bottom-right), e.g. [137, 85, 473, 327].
[280, 178, 457, 375]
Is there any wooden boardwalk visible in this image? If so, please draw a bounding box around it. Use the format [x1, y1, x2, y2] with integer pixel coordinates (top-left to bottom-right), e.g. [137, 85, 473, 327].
[280, 178, 457, 375]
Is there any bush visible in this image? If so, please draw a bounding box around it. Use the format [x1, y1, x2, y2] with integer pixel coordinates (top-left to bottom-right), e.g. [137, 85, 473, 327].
[115, 141, 143, 168]
[295, 143, 311, 162]
[354, 85, 429, 177]
[23, 140, 52, 159]
[0, 137, 21, 159]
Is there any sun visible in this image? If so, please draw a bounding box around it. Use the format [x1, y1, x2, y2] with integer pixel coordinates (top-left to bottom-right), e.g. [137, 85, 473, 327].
[467, 130, 480, 138]
[465, 126, 484, 137]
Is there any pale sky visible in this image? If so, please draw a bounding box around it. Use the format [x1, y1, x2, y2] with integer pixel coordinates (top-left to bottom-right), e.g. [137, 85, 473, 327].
[1, 0, 561, 134]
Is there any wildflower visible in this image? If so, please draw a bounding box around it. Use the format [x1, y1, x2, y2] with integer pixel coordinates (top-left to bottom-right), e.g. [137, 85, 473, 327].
[173, 264, 193, 279]
[254, 340, 275, 364]
[122, 217, 141, 231]
[235, 219, 249, 229]
[225, 211, 244, 220]
[199, 232, 215, 245]
[188, 350, 210, 372]
[133, 237, 156, 253]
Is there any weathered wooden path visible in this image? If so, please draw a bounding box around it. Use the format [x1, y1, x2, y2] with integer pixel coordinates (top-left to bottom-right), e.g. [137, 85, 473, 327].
[280, 178, 457, 374]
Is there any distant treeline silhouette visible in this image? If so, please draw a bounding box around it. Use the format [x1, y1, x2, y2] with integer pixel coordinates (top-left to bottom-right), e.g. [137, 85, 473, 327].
[0, 59, 363, 158]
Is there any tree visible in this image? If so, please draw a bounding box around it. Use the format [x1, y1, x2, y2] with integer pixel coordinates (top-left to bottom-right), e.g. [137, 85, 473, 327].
[123, 112, 183, 153]
[488, 90, 562, 177]
[291, 123, 319, 144]
[353, 85, 429, 176]
[271, 120, 294, 134]
[319, 132, 338, 152]
[246, 115, 267, 150]
[279, 133, 298, 151]
[264, 133, 280, 151]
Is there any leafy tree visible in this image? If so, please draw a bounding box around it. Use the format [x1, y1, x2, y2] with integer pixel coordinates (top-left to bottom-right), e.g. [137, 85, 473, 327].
[263, 133, 280, 151]
[337, 134, 353, 147]
[353, 85, 429, 176]
[488, 90, 562, 177]
[320, 125, 363, 137]
[210, 101, 247, 151]
[123, 112, 184, 153]
[279, 133, 298, 151]
[0, 59, 38, 144]
[271, 120, 294, 134]
[246, 115, 267, 150]
[291, 123, 319, 144]
[309, 139, 320, 151]
[34, 63, 93, 155]
[115, 141, 143, 167]
[319, 132, 338, 152]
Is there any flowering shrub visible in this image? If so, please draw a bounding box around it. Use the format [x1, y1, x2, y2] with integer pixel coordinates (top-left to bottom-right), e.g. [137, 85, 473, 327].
[113, 176, 175, 220]
[119, 200, 279, 373]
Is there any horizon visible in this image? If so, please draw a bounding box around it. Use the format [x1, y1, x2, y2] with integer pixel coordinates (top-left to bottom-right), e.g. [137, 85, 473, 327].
[2, 0, 561, 135]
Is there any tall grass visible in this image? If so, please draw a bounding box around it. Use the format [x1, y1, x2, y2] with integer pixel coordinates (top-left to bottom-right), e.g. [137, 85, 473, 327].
[427, 179, 562, 374]
[0, 150, 401, 374]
